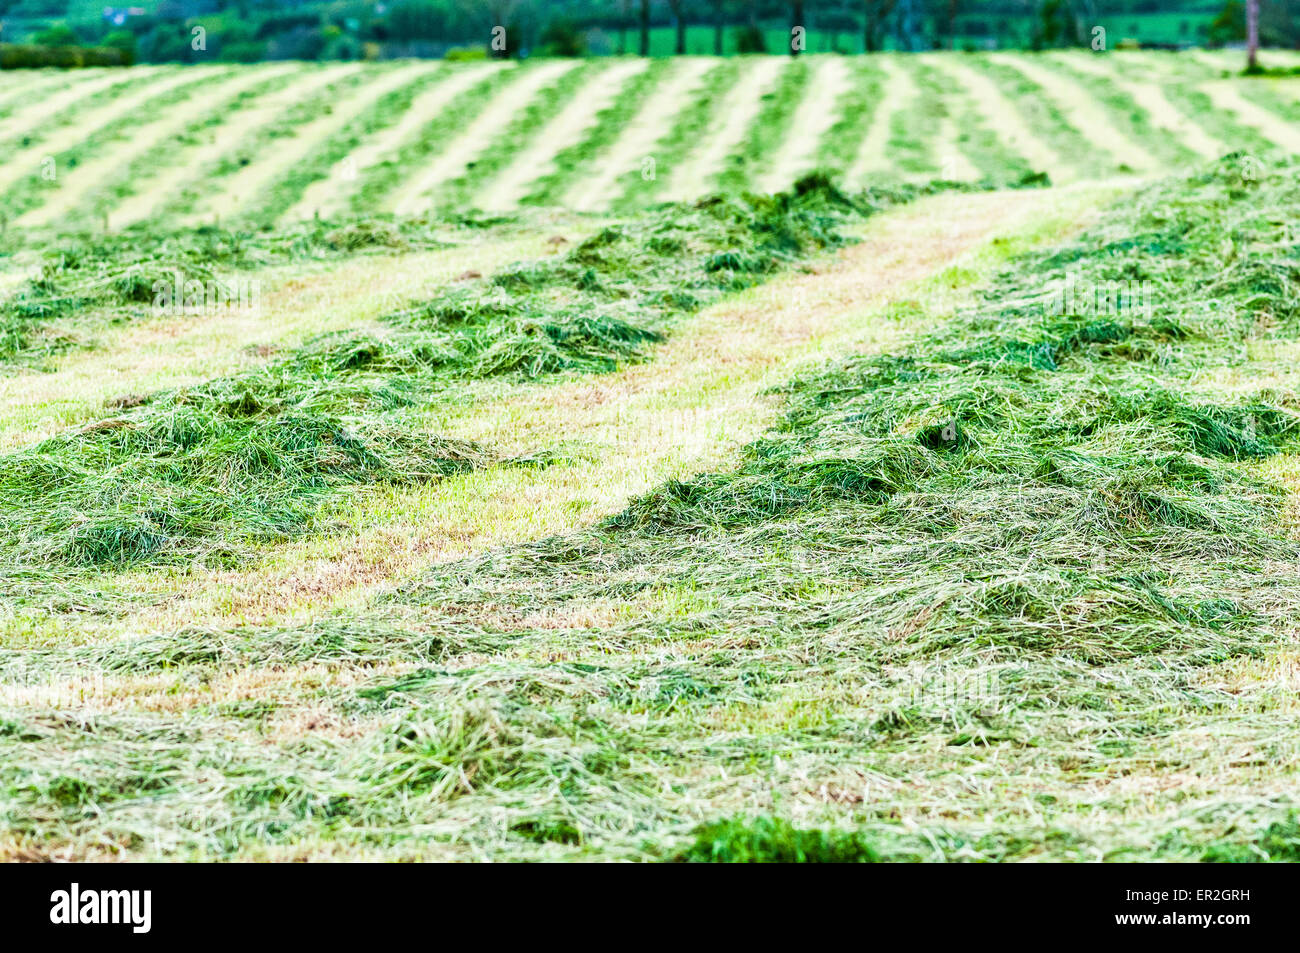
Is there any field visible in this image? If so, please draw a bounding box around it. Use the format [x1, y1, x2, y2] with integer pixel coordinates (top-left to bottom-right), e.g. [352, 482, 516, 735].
[2, 49, 1300, 230]
[3, 49, 1300, 862]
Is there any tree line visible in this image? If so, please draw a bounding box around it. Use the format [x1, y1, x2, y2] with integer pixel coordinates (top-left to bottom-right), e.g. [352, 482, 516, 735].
[1, 1, 1285, 67]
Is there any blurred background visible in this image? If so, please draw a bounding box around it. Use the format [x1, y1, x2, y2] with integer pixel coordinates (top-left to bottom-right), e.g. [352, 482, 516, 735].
[0, 1, 1291, 68]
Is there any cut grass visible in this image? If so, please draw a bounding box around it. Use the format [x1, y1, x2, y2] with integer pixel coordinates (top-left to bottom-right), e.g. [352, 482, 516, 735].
[348, 154, 1300, 861]
[0, 176, 1135, 861]
[387, 61, 577, 217]
[1051, 52, 1229, 163]
[846, 55, 913, 183]
[186, 64, 422, 226]
[715, 58, 811, 194]
[755, 57, 850, 194]
[160, 64, 366, 225]
[965, 55, 1108, 181]
[6, 58, 1300, 861]
[660, 56, 785, 202]
[0, 69, 193, 202]
[0, 176, 950, 585]
[15, 183, 1090, 652]
[0, 232, 545, 450]
[502, 58, 661, 210]
[0, 216, 463, 367]
[989, 52, 1159, 175]
[285, 64, 496, 222]
[566, 57, 717, 213]
[927, 54, 1067, 182]
[0, 354, 493, 570]
[246, 63, 449, 225]
[811, 58, 884, 180]
[20, 66, 299, 233]
[3, 156, 1286, 861]
[432, 60, 605, 212]
[0, 52, 1291, 229]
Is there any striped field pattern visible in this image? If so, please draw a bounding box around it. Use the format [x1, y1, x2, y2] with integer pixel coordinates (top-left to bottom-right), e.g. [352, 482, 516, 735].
[2, 49, 1300, 233]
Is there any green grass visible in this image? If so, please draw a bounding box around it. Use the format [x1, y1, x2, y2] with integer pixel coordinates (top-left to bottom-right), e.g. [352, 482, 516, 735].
[811, 59, 884, 177]
[1151, 56, 1281, 157]
[67, 69, 299, 231]
[1045, 55, 1201, 169]
[244, 65, 447, 225]
[965, 54, 1104, 179]
[0, 217, 458, 366]
[612, 59, 738, 210]
[347, 65, 511, 216]
[714, 58, 808, 193]
[4, 158, 1299, 860]
[152, 66, 372, 223]
[0, 69, 236, 224]
[0, 70, 158, 158]
[0, 361, 490, 569]
[430, 62, 595, 212]
[0, 52, 1287, 227]
[912, 58, 1034, 183]
[8, 51, 1300, 863]
[520, 58, 673, 207]
[674, 816, 882, 862]
[0, 176, 938, 589]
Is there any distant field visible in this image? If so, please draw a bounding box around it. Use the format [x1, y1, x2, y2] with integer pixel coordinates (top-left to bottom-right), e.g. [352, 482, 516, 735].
[2, 49, 1299, 234]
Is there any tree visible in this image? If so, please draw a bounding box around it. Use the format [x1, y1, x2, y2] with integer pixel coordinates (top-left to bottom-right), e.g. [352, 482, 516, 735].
[1208, 0, 1245, 45]
[103, 29, 137, 63]
[935, 0, 963, 49]
[734, 0, 764, 51]
[1036, 0, 1081, 48]
[640, 0, 650, 55]
[818, 0, 859, 51]
[895, 0, 924, 50]
[388, 0, 449, 41]
[34, 23, 80, 46]
[667, 0, 686, 53]
[540, 16, 585, 55]
[863, 0, 896, 52]
[1261, 0, 1300, 48]
[1247, 0, 1260, 70]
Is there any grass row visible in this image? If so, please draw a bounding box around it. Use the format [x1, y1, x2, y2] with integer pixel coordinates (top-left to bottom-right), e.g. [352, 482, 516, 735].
[714, 58, 809, 194]
[812, 59, 884, 176]
[1047, 56, 1201, 170]
[75, 69, 300, 231]
[912, 59, 1034, 183]
[965, 55, 1103, 180]
[366, 153, 1300, 860]
[0, 70, 155, 159]
[0, 217, 464, 367]
[0, 69, 238, 225]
